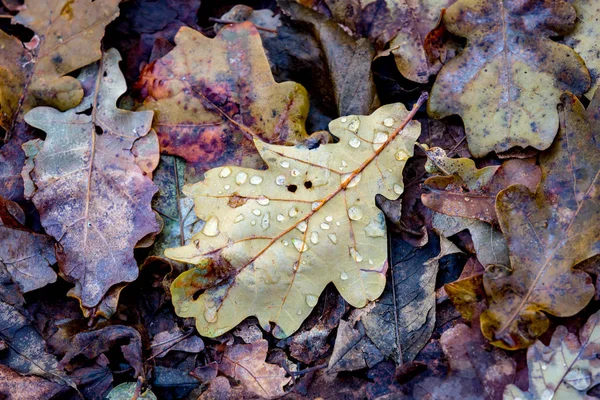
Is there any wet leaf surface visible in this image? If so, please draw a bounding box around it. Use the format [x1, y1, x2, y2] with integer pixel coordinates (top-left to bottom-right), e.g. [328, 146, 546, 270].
[167, 99, 423, 338]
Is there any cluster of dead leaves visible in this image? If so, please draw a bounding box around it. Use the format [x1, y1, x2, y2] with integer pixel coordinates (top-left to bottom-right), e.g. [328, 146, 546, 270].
[0, 0, 598, 398]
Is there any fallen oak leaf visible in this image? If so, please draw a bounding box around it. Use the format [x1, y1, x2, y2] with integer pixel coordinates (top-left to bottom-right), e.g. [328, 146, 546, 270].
[167, 97, 424, 338]
[504, 310, 600, 399]
[134, 22, 310, 179]
[328, 319, 384, 373]
[219, 339, 290, 399]
[22, 49, 159, 309]
[480, 92, 599, 350]
[150, 327, 204, 359]
[428, 0, 591, 157]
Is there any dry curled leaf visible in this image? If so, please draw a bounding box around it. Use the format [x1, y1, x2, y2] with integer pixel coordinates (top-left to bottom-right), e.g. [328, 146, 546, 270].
[134, 22, 310, 179]
[565, 0, 600, 99]
[0, 196, 57, 293]
[22, 49, 159, 309]
[167, 99, 423, 338]
[480, 92, 599, 350]
[219, 339, 290, 399]
[504, 310, 600, 399]
[428, 0, 591, 157]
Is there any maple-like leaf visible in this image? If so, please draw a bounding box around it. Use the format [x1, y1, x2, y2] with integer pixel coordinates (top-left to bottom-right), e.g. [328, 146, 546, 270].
[428, 0, 590, 157]
[0, 0, 121, 202]
[504, 310, 600, 399]
[219, 339, 290, 398]
[22, 49, 159, 309]
[565, 0, 600, 99]
[134, 22, 310, 179]
[167, 98, 424, 338]
[0, 196, 57, 293]
[480, 92, 599, 350]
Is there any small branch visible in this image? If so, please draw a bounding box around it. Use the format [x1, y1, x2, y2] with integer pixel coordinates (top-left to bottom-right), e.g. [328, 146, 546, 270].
[281, 362, 327, 377]
[209, 18, 278, 34]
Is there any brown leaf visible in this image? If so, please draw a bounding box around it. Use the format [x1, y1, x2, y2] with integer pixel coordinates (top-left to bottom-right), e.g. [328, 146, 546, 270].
[59, 325, 143, 378]
[219, 339, 290, 399]
[413, 323, 515, 400]
[22, 49, 159, 309]
[0, 197, 56, 293]
[480, 92, 599, 349]
[0, 300, 73, 387]
[328, 319, 384, 373]
[134, 22, 310, 179]
[428, 0, 591, 157]
[0, 365, 68, 400]
[423, 148, 541, 225]
[279, 0, 380, 116]
[150, 327, 204, 359]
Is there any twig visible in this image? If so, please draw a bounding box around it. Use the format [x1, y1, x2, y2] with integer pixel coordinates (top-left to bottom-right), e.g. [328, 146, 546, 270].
[281, 362, 327, 377]
[208, 17, 277, 34]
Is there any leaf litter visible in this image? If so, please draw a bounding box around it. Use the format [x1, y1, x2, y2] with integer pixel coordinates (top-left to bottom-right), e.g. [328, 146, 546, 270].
[0, 0, 598, 398]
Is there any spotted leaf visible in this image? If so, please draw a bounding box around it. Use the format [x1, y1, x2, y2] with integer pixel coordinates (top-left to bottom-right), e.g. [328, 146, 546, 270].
[134, 22, 310, 180]
[167, 98, 424, 338]
[428, 0, 590, 157]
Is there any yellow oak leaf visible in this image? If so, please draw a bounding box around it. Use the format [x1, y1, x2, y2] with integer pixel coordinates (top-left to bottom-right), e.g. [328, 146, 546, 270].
[428, 0, 590, 157]
[167, 98, 425, 338]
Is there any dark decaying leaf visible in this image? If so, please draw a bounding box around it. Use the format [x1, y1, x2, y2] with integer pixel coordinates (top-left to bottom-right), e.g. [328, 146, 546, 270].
[328, 318, 385, 373]
[0, 196, 56, 293]
[58, 325, 143, 379]
[412, 323, 515, 400]
[278, 0, 380, 116]
[361, 235, 460, 363]
[104, 0, 201, 85]
[480, 92, 599, 349]
[150, 327, 204, 358]
[287, 290, 346, 364]
[0, 365, 69, 400]
[0, 300, 73, 387]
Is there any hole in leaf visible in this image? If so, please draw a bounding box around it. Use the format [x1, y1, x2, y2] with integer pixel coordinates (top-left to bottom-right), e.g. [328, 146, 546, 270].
[287, 184, 297, 193]
[95, 125, 103, 136]
[76, 107, 93, 116]
[304, 181, 312, 189]
[192, 288, 205, 301]
[103, 71, 107, 77]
